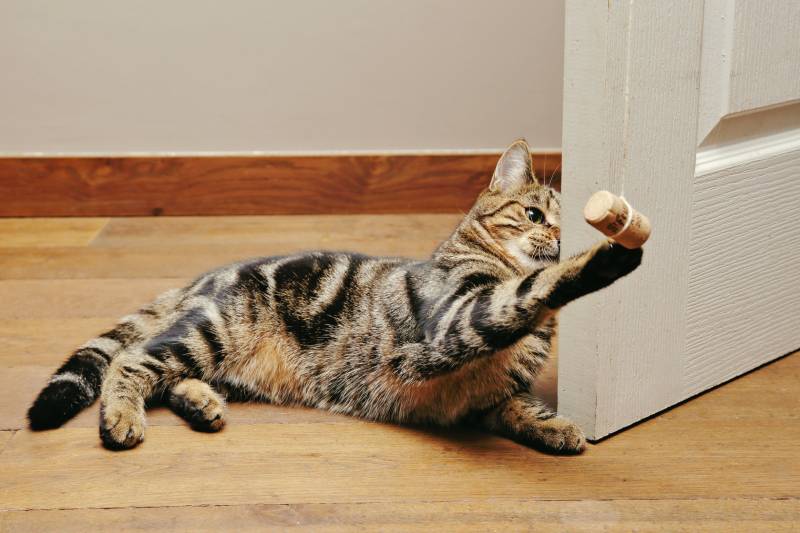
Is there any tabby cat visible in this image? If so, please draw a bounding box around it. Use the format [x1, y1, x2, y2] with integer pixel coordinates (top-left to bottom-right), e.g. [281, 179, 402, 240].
[28, 140, 642, 453]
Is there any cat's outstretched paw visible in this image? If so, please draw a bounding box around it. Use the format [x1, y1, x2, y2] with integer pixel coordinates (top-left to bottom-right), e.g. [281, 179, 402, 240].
[586, 240, 643, 283]
[99, 399, 146, 450]
[169, 379, 226, 432]
[528, 416, 587, 454]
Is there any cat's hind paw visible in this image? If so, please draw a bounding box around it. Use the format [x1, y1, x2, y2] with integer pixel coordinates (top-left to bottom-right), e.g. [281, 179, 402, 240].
[169, 379, 226, 432]
[99, 399, 146, 450]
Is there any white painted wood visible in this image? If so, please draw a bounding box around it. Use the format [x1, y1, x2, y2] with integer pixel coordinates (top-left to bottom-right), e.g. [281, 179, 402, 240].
[697, 0, 800, 142]
[697, 0, 736, 144]
[560, 0, 705, 439]
[686, 135, 800, 395]
[560, 0, 800, 440]
[727, 2, 800, 115]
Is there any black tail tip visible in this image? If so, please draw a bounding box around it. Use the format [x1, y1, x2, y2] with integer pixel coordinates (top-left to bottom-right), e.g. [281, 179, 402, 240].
[28, 380, 93, 431]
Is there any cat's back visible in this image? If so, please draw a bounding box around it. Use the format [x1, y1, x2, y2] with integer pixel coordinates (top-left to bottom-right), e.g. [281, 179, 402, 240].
[189, 250, 413, 302]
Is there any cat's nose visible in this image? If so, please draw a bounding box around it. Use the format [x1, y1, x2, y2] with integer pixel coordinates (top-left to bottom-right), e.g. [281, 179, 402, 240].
[552, 226, 561, 240]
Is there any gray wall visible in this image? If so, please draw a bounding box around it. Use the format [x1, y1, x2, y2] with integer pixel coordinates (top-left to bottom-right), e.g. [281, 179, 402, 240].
[0, 0, 564, 154]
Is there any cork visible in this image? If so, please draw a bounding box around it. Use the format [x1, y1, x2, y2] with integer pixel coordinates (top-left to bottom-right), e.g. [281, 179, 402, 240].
[583, 191, 651, 249]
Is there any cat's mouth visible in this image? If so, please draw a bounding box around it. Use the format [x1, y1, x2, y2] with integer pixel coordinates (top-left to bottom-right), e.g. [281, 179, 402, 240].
[537, 241, 560, 262]
[505, 240, 559, 268]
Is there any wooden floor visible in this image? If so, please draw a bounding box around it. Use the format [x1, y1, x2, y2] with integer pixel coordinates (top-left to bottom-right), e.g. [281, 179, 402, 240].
[0, 216, 798, 532]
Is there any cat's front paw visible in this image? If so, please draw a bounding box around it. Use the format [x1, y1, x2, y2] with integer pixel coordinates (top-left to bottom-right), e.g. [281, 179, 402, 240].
[586, 240, 643, 283]
[528, 416, 587, 454]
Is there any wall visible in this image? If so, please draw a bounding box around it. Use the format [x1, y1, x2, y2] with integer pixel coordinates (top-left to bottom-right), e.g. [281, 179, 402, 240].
[0, 0, 564, 155]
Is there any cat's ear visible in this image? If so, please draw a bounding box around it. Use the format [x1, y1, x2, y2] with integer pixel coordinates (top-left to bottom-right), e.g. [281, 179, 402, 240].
[490, 139, 535, 194]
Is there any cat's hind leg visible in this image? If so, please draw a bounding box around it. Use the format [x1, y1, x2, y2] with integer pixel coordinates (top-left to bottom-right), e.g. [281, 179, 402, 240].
[99, 348, 161, 450]
[168, 378, 226, 432]
[99, 308, 225, 449]
[479, 393, 586, 454]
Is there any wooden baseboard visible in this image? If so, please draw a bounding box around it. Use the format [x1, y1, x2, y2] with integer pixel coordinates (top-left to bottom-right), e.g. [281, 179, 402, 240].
[0, 153, 560, 217]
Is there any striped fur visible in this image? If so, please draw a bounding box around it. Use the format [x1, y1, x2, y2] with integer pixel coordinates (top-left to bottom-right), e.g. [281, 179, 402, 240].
[29, 140, 642, 453]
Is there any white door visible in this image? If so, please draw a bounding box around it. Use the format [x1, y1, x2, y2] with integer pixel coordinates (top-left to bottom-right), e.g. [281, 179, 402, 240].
[559, 0, 800, 440]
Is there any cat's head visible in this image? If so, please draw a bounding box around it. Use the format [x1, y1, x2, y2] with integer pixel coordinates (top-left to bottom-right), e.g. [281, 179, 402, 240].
[470, 139, 561, 270]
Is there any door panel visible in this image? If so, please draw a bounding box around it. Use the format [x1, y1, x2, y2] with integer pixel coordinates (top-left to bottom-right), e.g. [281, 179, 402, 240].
[686, 145, 800, 396]
[560, 0, 800, 440]
[727, 1, 800, 115]
[699, 0, 800, 141]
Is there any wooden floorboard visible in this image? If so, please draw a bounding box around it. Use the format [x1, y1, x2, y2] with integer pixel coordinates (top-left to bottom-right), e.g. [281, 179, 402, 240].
[0, 279, 183, 319]
[1, 215, 797, 531]
[90, 215, 462, 247]
[2, 499, 798, 533]
[0, 318, 118, 365]
[2, 415, 798, 511]
[0, 214, 459, 279]
[0, 218, 108, 247]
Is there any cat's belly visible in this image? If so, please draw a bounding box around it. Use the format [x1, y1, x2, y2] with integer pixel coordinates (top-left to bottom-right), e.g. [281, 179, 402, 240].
[220, 334, 307, 404]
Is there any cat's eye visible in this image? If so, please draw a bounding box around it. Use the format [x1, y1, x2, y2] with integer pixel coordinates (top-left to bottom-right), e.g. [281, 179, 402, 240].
[525, 207, 545, 224]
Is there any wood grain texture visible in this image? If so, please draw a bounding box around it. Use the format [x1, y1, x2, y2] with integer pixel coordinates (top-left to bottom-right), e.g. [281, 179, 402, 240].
[0, 318, 117, 365]
[2, 499, 799, 533]
[0, 215, 461, 280]
[0, 431, 13, 455]
[2, 412, 799, 511]
[90, 214, 462, 248]
[0, 154, 561, 217]
[0, 218, 108, 247]
[0, 279, 183, 319]
[685, 140, 800, 395]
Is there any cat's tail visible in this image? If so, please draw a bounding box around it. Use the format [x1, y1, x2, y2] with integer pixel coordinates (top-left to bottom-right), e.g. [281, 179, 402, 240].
[27, 321, 143, 430]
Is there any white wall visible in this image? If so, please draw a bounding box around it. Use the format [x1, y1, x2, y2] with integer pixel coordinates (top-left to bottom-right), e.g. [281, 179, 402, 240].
[0, 1, 564, 155]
